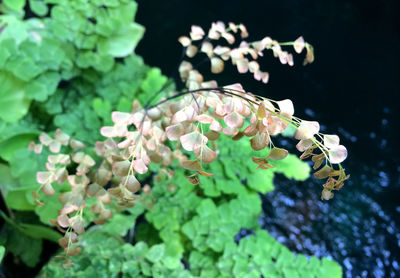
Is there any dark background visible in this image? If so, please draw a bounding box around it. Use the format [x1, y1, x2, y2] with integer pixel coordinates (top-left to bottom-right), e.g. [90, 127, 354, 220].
[136, 0, 400, 277]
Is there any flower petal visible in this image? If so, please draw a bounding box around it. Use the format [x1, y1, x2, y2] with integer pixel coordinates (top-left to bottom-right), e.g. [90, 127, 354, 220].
[329, 145, 347, 164]
[267, 147, 288, 160]
[324, 134, 340, 149]
[294, 120, 320, 140]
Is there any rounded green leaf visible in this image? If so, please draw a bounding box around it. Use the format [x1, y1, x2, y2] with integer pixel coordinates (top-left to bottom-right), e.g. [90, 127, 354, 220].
[145, 244, 165, 263]
[0, 71, 30, 122]
[98, 23, 144, 57]
[0, 132, 39, 161]
[4, 0, 26, 11]
[29, 0, 48, 16]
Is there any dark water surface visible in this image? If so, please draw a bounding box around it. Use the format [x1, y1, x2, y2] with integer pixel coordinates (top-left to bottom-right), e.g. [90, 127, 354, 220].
[136, 0, 400, 277]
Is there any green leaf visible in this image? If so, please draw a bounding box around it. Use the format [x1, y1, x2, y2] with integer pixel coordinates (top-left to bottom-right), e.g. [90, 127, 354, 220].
[7, 56, 43, 81]
[3, 0, 26, 11]
[5, 187, 37, 211]
[29, 0, 48, 16]
[0, 71, 30, 122]
[272, 154, 310, 181]
[0, 224, 42, 267]
[0, 132, 39, 161]
[246, 169, 275, 194]
[319, 258, 343, 278]
[25, 71, 61, 101]
[98, 23, 144, 57]
[146, 244, 165, 263]
[140, 68, 168, 96]
[92, 98, 112, 123]
[9, 148, 42, 188]
[0, 246, 5, 263]
[19, 223, 61, 242]
[100, 211, 142, 237]
[116, 97, 133, 112]
[0, 163, 19, 190]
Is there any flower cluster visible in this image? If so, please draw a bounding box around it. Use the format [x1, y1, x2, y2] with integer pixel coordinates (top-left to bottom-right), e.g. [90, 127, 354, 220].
[31, 22, 348, 256]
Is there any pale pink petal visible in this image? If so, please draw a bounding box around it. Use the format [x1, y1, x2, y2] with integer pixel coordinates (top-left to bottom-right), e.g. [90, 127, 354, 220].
[222, 126, 239, 137]
[72, 152, 85, 163]
[186, 45, 198, 58]
[42, 183, 55, 196]
[166, 124, 185, 141]
[261, 36, 273, 46]
[321, 189, 334, 200]
[236, 58, 249, 73]
[277, 99, 294, 117]
[196, 114, 214, 124]
[210, 120, 222, 132]
[250, 132, 269, 151]
[222, 32, 235, 44]
[132, 159, 148, 174]
[201, 41, 213, 56]
[190, 25, 205, 41]
[39, 133, 52, 146]
[223, 83, 244, 92]
[329, 145, 347, 164]
[213, 21, 226, 33]
[83, 155, 95, 167]
[279, 51, 288, 64]
[70, 139, 85, 150]
[287, 54, 294, 66]
[180, 131, 208, 151]
[194, 145, 216, 164]
[248, 61, 260, 73]
[324, 134, 340, 149]
[224, 111, 243, 128]
[72, 217, 85, 234]
[211, 57, 224, 74]
[213, 46, 231, 60]
[294, 120, 320, 140]
[54, 129, 70, 145]
[239, 24, 248, 38]
[179, 61, 193, 80]
[49, 141, 62, 153]
[178, 36, 191, 47]
[296, 139, 314, 152]
[57, 214, 70, 228]
[147, 107, 161, 121]
[293, 36, 305, 54]
[112, 111, 131, 125]
[228, 22, 237, 33]
[208, 29, 220, 40]
[37, 171, 53, 184]
[100, 126, 115, 138]
[268, 116, 288, 135]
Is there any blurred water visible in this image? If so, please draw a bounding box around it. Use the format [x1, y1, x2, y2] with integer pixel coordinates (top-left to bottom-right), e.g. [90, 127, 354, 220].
[259, 122, 400, 277]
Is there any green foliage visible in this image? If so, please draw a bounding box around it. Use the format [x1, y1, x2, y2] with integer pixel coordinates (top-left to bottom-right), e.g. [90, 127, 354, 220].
[0, 0, 169, 269]
[0, 210, 61, 267]
[0, 245, 5, 263]
[39, 230, 194, 278]
[216, 230, 342, 278]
